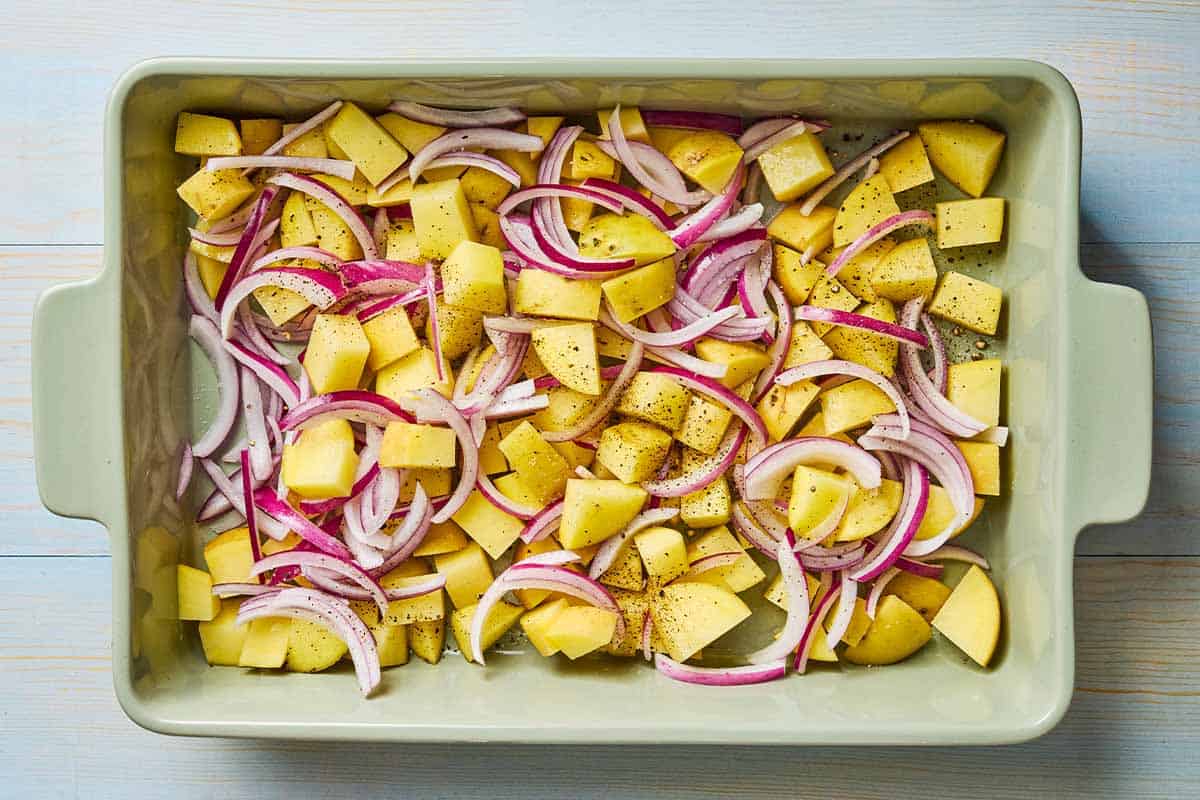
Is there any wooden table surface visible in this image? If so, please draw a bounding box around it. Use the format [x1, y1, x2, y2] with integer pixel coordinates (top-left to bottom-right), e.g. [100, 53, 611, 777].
[3, 2, 1197, 797]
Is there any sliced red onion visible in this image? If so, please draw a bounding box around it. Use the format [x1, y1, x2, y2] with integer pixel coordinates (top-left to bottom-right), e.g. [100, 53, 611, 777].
[189, 227, 244, 247]
[648, 366, 769, 453]
[401, 389, 478, 524]
[206, 202, 257, 234]
[370, 484, 435, 576]
[261, 101, 343, 158]
[497, 183, 625, 218]
[641, 612, 654, 661]
[865, 566, 902, 619]
[736, 249, 772, 331]
[508, 549, 583, 569]
[681, 228, 767, 300]
[176, 443, 194, 500]
[208, 156, 356, 180]
[235, 304, 290, 367]
[848, 458, 929, 582]
[219, 266, 346, 340]
[528, 210, 637, 273]
[826, 210, 934, 278]
[742, 120, 825, 163]
[355, 286, 429, 323]
[798, 131, 910, 216]
[371, 208, 390, 255]
[541, 340, 645, 443]
[642, 425, 747, 498]
[669, 164, 746, 249]
[974, 426, 1009, 446]
[280, 390, 411, 431]
[253, 488, 353, 560]
[532, 126, 584, 257]
[475, 472, 541, 520]
[645, 344, 730, 380]
[823, 571, 858, 647]
[747, 536, 810, 664]
[738, 117, 827, 151]
[269, 172, 378, 260]
[898, 299, 988, 439]
[588, 507, 679, 579]
[794, 306, 929, 347]
[189, 315, 240, 458]
[387, 100, 524, 129]
[240, 449, 264, 567]
[213, 582, 278, 597]
[183, 253, 217, 323]
[579, 177, 676, 229]
[655, 654, 786, 686]
[921, 313, 948, 393]
[237, 587, 379, 696]
[239, 370, 273, 481]
[224, 339, 301, 407]
[520, 498, 564, 543]
[742, 437, 882, 501]
[408, 128, 542, 183]
[916, 544, 991, 570]
[339, 258, 427, 295]
[198, 458, 287, 539]
[798, 543, 867, 571]
[750, 281, 793, 403]
[213, 186, 282, 311]
[251, 550, 388, 616]
[731, 501, 781, 556]
[600, 305, 741, 349]
[699, 203, 764, 244]
[425, 151, 522, 187]
[421, 262, 447, 382]
[794, 581, 842, 673]
[776, 358, 910, 440]
[533, 364, 624, 391]
[500, 213, 607, 280]
[678, 551, 744, 581]
[605, 107, 709, 206]
[642, 109, 744, 136]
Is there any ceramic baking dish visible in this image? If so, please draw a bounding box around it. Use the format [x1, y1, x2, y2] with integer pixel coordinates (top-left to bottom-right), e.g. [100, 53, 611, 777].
[31, 58, 1152, 745]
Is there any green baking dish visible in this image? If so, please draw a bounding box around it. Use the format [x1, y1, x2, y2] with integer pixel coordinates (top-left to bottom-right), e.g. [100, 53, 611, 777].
[31, 58, 1151, 745]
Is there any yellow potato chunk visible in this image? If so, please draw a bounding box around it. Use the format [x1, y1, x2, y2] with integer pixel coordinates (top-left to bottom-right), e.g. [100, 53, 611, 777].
[915, 486, 985, 541]
[756, 379, 820, 443]
[252, 284, 311, 327]
[674, 395, 733, 455]
[175, 112, 242, 156]
[413, 520, 470, 558]
[280, 122, 326, 158]
[498, 421, 571, 503]
[884, 572, 952, 623]
[526, 115, 566, 150]
[617, 372, 691, 430]
[545, 606, 619, 659]
[597, 539, 644, 590]
[878, 134, 935, 193]
[520, 597, 572, 656]
[681, 472, 731, 529]
[819, 238, 895, 302]
[685, 525, 765, 593]
[303, 314, 370, 395]
[376, 112, 445, 153]
[833, 174, 901, 248]
[568, 140, 617, 180]
[380, 422, 457, 469]
[195, 255, 227, 299]
[312, 172, 369, 205]
[634, 526, 688, 582]
[667, 131, 744, 193]
[823, 298, 899, 378]
[451, 490, 525, 559]
[281, 418, 358, 500]
[326, 103, 408, 185]
[819, 378, 896, 434]
[870, 237, 938, 302]
[558, 479, 648, 549]
[203, 527, 253, 584]
[947, 359, 1002, 428]
[651, 581, 751, 662]
[380, 573, 446, 625]
[239, 118, 281, 156]
[596, 422, 673, 483]
[176, 565, 219, 621]
[789, 465, 853, 537]
[782, 322, 834, 369]
[757, 132, 835, 201]
[434, 542, 494, 609]
[398, 468, 453, 501]
[304, 195, 362, 260]
[286, 618, 348, 672]
[842, 595, 931, 665]
[932, 565, 1001, 666]
[375, 347, 453, 403]
[411, 178, 478, 260]
[694, 338, 770, 389]
[597, 106, 650, 143]
[833, 478, 904, 542]
[600, 257, 676, 322]
[806, 275, 859, 336]
[460, 166, 513, 209]
[531, 385, 600, 433]
[441, 240, 506, 313]
[957, 440, 1001, 496]
[515, 270, 602, 320]
[362, 306, 420, 372]
[384, 219, 419, 260]
[278, 191, 318, 247]
[936, 198, 1005, 248]
[929, 271, 1002, 335]
[578, 213, 676, 266]
[198, 599, 250, 666]
[426, 300, 484, 362]
[918, 121, 1006, 198]
[177, 168, 256, 220]
[238, 617, 291, 669]
[451, 601, 524, 663]
[532, 323, 601, 395]
[408, 619, 446, 664]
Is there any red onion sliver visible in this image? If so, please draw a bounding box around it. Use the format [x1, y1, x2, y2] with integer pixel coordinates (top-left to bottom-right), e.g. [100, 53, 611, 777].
[898, 299, 988, 438]
[655, 653, 787, 686]
[798, 131, 910, 216]
[642, 109, 744, 136]
[641, 612, 654, 661]
[239, 370, 273, 481]
[218, 266, 346, 340]
[776, 358, 910, 440]
[648, 366, 768, 453]
[189, 316, 241, 458]
[669, 163, 746, 249]
[425, 151, 522, 187]
[269, 172, 378, 260]
[794, 582, 842, 673]
[849, 459, 929, 581]
[251, 550, 388, 616]
[826, 210, 934, 278]
[866, 566, 902, 619]
[213, 187, 283, 311]
[916, 544, 991, 570]
[588, 508, 679, 579]
[176, 443, 194, 500]
[605, 107, 709, 206]
[261, 101, 343, 158]
[921, 313, 948, 394]
[520, 499, 565, 544]
[387, 100, 525, 129]
[541, 340, 645, 444]
[794, 306, 929, 347]
[743, 436, 882, 501]
[208, 156, 356, 180]
[642, 425, 747, 498]
[224, 339, 301, 407]
[823, 571, 858, 647]
[280, 390, 411, 431]
[600, 305, 740, 349]
[408, 128, 542, 183]
[579, 177, 676, 230]
[240, 450, 263, 568]
[402, 389, 479, 524]
[748, 536, 810, 664]
[253, 488, 353, 560]
[742, 120, 823, 163]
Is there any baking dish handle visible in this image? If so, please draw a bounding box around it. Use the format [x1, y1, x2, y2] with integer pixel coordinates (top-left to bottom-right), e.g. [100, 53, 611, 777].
[32, 267, 119, 526]
[1065, 276, 1153, 533]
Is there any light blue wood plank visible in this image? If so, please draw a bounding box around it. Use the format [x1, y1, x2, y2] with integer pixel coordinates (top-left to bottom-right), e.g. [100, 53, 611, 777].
[0, 556, 1196, 798]
[0, 0, 1197, 244]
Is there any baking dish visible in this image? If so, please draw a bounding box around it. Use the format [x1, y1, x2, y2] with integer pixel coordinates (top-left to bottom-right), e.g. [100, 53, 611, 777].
[31, 58, 1151, 745]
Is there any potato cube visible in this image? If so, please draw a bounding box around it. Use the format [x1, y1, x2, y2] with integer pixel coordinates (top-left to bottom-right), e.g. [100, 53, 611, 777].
[957, 440, 1001, 496]
[531, 323, 602, 395]
[280, 191, 318, 248]
[375, 347, 453, 402]
[594, 327, 635, 360]
[884, 571, 952, 623]
[666, 131, 744, 193]
[177, 168, 256, 220]
[561, 182, 595, 232]
[511, 537, 573, 609]
[617, 372, 691, 430]
[694, 338, 770, 389]
[516, 270, 602, 320]
[827, 598, 873, 647]
[175, 112, 242, 156]
[824, 298, 900, 377]
[931, 565, 1000, 666]
[833, 478, 903, 542]
[376, 112, 445, 153]
[681, 472, 731, 528]
[312, 172, 370, 205]
[474, 425, 508, 476]
[408, 619, 446, 664]
[842, 595, 931, 666]
[918, 121, 1006, 198]
[380, 422, 457, 469]
[426, 300, 484, 361]
[442, 240, 507, 313]
[833, 174, 900, 248]
[651, 581, 751, 662]
[458, 162, 514, 208]
[598, 538, 645, 591]
[434, 542, 494, 609]
[685, 525, 765, 593]
[674, 395, 733, 455]
[600, 257, 676, 322]
[525, 115, 565, 150]
[789, 465, 853, 536]
[304, 195, 363, 260]
[281, 123, 326, 158]
[870, 237, 937, 302]
[194, 255, 227, 300]
[451, 601, 524, 662]
[303, 314, 370, 395]
[596, 422, 672, 484]
[568, 140, 617, 180]
[758, 132, 835, 201]
[326, 103, 408, 185]
[203, 527, 253, 584]
[773, 243, 826, 305]
[820, 379, 896, 434]
[281, 418, 358, 499]
[385, 219, 420, 260]
[806, 275, 860, 335]
[947, 359, 1001, 427]
[469, 203, 504, 248]
[878, 134, 935, 193]
[369, 621, 409, 668]
[768, 204, 837, 255]
[496, 149, 537, 186]
[531, 385, 600, 433]
[558, 479, 648, 549]
[756, 379, 820, 442]
[239, 118, 282, 156]
[545, 607, 619, 659]
[929, 271, 1002, 335]
[399, 468, 453, 501]
[411, 178, 478, 260]
[936, 198, 1005, 249]
[451, 490, 525, 559]
[598, 106, 651, 143]
[647, 125, 694, 154]
[578, 213, 676, 266]
[237, 617, 291, 668]
[286, 618, 348, 672]
[413, 520, 470, 558]
[821, 238, 896, 302]
[634, 526, 688, 582]
[551, 440, 595, 470]
[176, 565, 219, 621]
[362, 306, 420, 371]
[252, 285, 311, 327]
[197, 599, 250, 666]
[782, 321, 834, 369]
[369, 177, 415, 208]
[380, 574, 446, 625]
[520, 597, 572, 656]
[498, 421, 572, 503]
[915, 485, 984, 541]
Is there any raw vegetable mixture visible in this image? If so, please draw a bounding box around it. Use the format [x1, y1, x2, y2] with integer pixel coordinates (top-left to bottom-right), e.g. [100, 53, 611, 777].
[172, 98, 1009, 696]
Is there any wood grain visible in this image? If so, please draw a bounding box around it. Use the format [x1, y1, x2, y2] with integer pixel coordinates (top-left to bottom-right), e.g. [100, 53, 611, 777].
[2, 0, 1198, 244]
[0, 556, 1195, 799]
